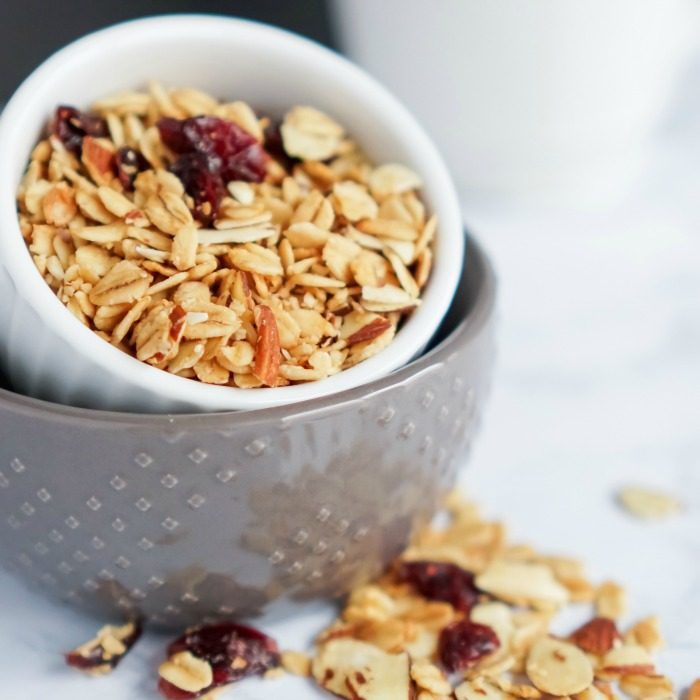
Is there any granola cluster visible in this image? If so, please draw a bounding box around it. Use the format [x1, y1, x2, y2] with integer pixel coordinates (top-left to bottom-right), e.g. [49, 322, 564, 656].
[17, 83, 435, 389]
[303, 492, 686, 700]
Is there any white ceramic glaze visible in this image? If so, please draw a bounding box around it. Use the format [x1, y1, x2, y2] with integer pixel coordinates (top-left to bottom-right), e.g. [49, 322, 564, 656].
[0, 15, 464, 413]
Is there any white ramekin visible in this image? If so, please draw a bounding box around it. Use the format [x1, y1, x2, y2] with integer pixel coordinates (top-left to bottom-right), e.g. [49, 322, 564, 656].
[0, 15, 464, 413]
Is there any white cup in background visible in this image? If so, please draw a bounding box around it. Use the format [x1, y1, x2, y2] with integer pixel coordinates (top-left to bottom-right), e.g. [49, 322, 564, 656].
[332, 0, 699, 200]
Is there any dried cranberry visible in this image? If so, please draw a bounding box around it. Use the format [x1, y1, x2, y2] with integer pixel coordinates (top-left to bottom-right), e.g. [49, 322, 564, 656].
[438, 620, 500, 672]
[221, 143, 268, 183]
[398, 561, 479, 613]
[157, 116, 268, 222]
[52, 105, 108, 155]
[263, 120, 295, 169]
[158, 622, 279, 699]
[159, 115, 256, 160]
[115, 147, 148, 190]
[170, 152, 226, 224]
[65, 620, 142, 674]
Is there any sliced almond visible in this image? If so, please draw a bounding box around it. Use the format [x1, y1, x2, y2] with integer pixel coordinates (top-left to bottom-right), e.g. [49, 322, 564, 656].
[455, 677, 512, 700]
[253, 305, 281, 387]
[81, 137, 115, 186]
[570, 618, 621, 656]
[619, 674, 674, 700]
[600, 644, 655, 677]
[476, 560, 569, 608]
[526, 638, 593, 696]
[311, 638, 411, 700]
[344, 315, 392, 346]
[618, 486, 682, 519]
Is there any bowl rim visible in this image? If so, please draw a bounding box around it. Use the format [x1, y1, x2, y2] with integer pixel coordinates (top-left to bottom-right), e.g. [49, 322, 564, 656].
[0, 13, 464, 411]
[0, 236, 494, 426]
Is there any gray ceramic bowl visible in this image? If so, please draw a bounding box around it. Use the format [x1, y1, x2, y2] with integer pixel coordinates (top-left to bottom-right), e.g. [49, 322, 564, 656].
[0, 238, 495, 629]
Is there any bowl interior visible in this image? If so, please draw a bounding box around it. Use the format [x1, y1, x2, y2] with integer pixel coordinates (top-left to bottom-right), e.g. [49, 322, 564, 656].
[0, 15, 464, 411]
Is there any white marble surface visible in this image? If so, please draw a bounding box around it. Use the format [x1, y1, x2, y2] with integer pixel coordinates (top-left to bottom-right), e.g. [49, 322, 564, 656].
[1, 125, 699, 700]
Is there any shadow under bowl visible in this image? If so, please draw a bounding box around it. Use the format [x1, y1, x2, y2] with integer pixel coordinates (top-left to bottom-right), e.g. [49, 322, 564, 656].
[0, 237, 495, 629]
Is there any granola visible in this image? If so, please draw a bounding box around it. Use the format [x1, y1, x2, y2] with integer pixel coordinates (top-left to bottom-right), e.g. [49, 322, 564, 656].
[307, 493, 687, 700]
[63, 493, 692, 699]
[18, 83, 435, 389]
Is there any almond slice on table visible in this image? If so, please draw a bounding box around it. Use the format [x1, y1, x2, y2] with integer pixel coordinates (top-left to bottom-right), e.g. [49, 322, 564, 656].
[617, 486, 683, 519]
[455, 677, 512, 700]
[475, 560, 569, 609]
[311, 638, 411, 700]
[526, 638, 594, 696]
[570, 617, 621, 656]
[618, 674, 674, 700]
[599, 644, 655, 677]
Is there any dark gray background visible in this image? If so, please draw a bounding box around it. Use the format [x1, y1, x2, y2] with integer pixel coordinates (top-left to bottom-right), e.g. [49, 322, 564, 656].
[0, 0, 334, 103]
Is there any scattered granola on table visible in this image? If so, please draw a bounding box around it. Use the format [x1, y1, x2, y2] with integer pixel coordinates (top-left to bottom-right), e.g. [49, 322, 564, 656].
[17, 82, 436, 389]
[309, 492, 686, 700]
[617, 485, 683, 520]
[64, 620, 141, 675]
[63, 493, 693, 698]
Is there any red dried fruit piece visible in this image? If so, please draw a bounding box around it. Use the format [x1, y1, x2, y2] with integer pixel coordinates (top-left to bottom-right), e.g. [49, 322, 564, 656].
[158, 622, 279, 699]
[170, 152, 226, 225]
[65, 621, 142, 675]
[115, 147, 149, 190]
[438, 620, 500, 672]
[52, 105, 108, 155]
[157, 116, 268, 223]
[159, 115, 255, 160]
[264, 120, 295, 169]
[398, 560, 480, 613]
[346, 317, 392, 346]
[221, 142, 268, 183]
[570, 617, 621, 655]
[253, 305, 281, 387]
